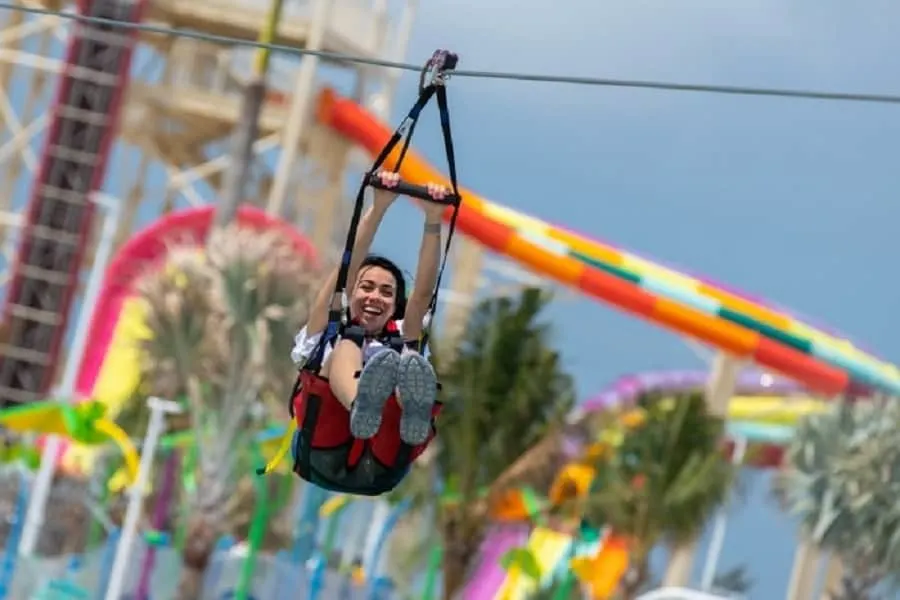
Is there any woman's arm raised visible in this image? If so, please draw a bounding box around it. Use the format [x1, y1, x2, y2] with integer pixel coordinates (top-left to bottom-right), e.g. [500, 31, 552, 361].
[306, 171, 401, 335]
[403, 183, 449, 342]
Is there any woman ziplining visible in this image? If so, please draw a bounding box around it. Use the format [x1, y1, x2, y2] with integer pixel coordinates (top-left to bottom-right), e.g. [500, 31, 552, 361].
[258, 50, 463, 496]
[289, 170, 449, 493]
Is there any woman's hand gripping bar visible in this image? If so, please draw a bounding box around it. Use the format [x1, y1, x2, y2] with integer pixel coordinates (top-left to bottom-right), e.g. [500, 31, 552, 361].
[366, 172, 461, 206]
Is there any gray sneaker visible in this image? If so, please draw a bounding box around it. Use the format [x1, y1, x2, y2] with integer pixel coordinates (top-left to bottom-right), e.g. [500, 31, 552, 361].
[397, 352, 438, 445]
[349, 348, 401, 439]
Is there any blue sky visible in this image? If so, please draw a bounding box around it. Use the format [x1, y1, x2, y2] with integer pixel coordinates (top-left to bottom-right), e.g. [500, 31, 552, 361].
[376, 0, 900, 596]
[3, 0, 900, 596]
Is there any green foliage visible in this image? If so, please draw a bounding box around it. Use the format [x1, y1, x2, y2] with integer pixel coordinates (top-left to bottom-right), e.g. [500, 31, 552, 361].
[774, 400, 900, 592]
[431, 287, 576, 498]
[500, 547, 542, 581]
[131, 224, 321, 578]
[389, 287, 576, 597]
[135, 226, 318, 472]
[529, 579, 581, 600]
[586, 393, 734, 555]
[0, 437, 40, 470]
[137, 226, 317, 415]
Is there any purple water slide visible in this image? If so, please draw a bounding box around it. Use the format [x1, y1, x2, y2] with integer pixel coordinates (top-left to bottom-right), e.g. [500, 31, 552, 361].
[464, 368, 804, 595]
[460, 525, 530, 600]
[579, 369, 801, 413]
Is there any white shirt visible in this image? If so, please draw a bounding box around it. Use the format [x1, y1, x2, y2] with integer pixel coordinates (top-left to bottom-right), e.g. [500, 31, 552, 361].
[291, 319, 416, 367]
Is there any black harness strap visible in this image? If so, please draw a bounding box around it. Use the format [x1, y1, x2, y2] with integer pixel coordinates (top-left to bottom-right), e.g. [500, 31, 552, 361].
[294, 390, 321, 480]
[303, 87, 437, 377]
[285, 82, 438, 419]
[303, 49, 461, 369]
[418, 82, 462, 355]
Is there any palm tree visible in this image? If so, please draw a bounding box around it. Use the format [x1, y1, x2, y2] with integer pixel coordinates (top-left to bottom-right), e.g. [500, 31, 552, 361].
[774, 400, 900, 600]
[393, 287, 576, 599]
[582, 393, 736, 599]
[135, 224, 319, 599]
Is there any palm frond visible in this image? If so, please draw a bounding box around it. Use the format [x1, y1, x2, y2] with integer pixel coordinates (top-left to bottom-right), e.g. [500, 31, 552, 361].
[133, 223, 323, 506]
[586, 393, 735, 552]
[774, 399, 900, 589]
[394, 288, 576, 597]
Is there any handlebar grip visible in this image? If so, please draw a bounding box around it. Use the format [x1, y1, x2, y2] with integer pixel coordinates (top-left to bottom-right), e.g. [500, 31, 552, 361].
[366, 174, 460, 206]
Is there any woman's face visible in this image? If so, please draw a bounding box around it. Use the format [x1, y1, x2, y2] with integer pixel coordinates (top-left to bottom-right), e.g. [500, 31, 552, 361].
[351, 266, 397, 332]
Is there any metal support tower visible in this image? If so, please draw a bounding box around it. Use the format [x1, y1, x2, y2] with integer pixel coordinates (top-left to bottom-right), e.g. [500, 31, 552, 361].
[0, 0, 145, 407]
[0, 0, 417, 252]
[111, 0, 415, 257]
[0, 0, 416, 409]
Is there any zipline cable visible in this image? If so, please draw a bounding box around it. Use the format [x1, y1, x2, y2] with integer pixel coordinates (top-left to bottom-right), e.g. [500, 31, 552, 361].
[4, 2, 900, 106]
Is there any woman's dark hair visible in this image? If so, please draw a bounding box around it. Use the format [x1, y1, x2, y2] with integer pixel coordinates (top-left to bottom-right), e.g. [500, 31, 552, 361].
[358, 254, 407, 320]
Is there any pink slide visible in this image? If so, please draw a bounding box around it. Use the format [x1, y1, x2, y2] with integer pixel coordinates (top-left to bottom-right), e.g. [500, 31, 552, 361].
[462, 526, 531, 599]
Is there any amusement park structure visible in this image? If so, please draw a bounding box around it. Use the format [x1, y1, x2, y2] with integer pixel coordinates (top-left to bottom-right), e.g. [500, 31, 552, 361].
[0, 0, 297, 404]
[0, 0, 426, 564]
[0, 0, 543, 410]
[0, 0, 898, 598]
[0, 0, 143, 407]
[0, 0, 538, 572]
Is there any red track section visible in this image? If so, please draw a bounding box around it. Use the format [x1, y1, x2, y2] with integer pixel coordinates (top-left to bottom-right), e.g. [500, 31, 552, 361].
[0, 0, 146, 405]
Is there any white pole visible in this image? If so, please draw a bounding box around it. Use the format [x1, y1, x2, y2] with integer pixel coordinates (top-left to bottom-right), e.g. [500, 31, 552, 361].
[18, 196, 121, 558]
[378, 0, 417, 119]
[104, 396, 182, 600]
[699, 435, 748, 591]
[340, 500, 367, 569]
[265, 0, 332, 217]
[360, 0, 417, 124]
[361, 499, 390, 576]
[352, 0, 387, 111]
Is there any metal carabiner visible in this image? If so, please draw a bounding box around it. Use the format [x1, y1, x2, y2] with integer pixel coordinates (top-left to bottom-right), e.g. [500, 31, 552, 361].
[418, 49, 459, 92]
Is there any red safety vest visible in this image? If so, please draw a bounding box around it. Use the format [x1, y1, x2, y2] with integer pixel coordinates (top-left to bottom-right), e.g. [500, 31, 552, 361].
[292, 320, 441, 494]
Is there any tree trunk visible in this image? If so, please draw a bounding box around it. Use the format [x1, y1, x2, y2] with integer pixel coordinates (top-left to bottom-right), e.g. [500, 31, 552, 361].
[175, 513, 220, 600]
[176, 566, 205, 600]
[440, 507, 485, 600]
[442, 550, 468, 600]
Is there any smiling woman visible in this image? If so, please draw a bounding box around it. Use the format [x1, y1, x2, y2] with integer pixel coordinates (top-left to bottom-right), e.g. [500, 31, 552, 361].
[291, 171, 448, 432]
[282, 169, 451, 496]
[291, 253, 422, 416]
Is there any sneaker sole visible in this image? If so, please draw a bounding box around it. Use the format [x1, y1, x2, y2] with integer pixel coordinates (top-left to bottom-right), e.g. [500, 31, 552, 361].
[397, 353, 438, 445]
[349, 349, 400, 439]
